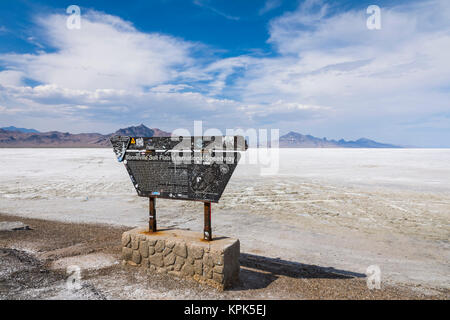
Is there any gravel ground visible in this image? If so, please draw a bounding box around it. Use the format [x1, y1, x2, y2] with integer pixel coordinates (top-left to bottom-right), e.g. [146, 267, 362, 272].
[1, 214, 447, 300]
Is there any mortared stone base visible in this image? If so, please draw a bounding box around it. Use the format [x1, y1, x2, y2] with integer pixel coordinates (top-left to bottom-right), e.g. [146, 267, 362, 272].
[121, 227, 240, 290]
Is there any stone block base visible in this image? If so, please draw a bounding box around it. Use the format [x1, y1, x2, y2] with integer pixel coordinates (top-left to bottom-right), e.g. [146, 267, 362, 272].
[121, 227, 240, 290]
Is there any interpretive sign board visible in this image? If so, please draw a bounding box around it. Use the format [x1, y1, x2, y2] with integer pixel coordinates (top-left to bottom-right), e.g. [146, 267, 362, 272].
[110, 136, 247, 203]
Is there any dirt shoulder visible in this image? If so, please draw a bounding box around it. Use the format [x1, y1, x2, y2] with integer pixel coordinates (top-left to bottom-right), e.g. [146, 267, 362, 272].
[0, 214, 447, 300]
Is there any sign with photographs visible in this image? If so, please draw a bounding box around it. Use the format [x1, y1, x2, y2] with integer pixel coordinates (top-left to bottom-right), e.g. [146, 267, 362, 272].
[110, 136, 247, 203]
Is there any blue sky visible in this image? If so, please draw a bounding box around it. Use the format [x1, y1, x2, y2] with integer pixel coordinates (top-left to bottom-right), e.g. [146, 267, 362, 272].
[0, 0, 449, 147]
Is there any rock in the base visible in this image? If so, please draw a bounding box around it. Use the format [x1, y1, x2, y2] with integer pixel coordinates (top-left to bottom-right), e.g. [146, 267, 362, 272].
[162, 247, 172, 257]
[131, 238, 139, 250]
[155, 240, 165, 253]
[139, 241, 149, 258]
[174, 242, 187, 258]
[181, 263, 195, 276]
[194, 260, 203, 275]
[174, 256, 185, 271]
[121, 233, 131, 247]
[164, 252, 176, 266]
[132, 250, 141, 264]
[214, 265, 224, 274]
[122, 247, 133, 261]
[141, 258, 149, 268]
[189, 245, 204, 260]
[149, 252, 164, 267]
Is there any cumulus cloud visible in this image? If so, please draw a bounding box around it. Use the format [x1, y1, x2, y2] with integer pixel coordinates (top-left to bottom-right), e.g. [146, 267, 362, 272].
[0, 70, 25, 87]
[0, 11, 194, 91]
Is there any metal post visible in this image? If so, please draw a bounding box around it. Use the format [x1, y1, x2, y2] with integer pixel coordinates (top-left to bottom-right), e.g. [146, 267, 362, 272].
[149, 196, 157, 232]
[204, 201, 212, 241]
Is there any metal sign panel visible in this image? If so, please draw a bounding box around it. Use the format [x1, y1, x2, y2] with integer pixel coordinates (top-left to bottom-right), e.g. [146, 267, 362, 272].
[110, 136, 247, 203]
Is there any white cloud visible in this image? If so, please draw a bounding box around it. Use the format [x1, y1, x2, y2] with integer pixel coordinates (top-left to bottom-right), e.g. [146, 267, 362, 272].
[259, 0, 282, 15]
[0, 70, 25, 87]
[0, 11, 194, 91]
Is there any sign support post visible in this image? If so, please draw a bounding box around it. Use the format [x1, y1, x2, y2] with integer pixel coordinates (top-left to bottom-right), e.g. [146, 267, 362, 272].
[204, 202, 212, 241]
[149, 196, 157, 233]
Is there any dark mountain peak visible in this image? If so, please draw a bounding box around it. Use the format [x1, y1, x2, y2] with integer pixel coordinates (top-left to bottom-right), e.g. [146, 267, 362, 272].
[151, 128, 171, 137]
[285, 131, 304, 137]
[114, 124, 155, 137]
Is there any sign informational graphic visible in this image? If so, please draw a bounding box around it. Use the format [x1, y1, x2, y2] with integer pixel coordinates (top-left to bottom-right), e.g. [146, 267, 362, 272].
[110, 136, 247, 203]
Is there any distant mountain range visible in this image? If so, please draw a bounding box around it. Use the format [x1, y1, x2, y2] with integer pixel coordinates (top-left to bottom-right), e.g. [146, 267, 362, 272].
[1, 126, 40, 133]
[0, 124, 170, 148]
[278, 131, 400, 148]
[0, 124, 401, 148]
